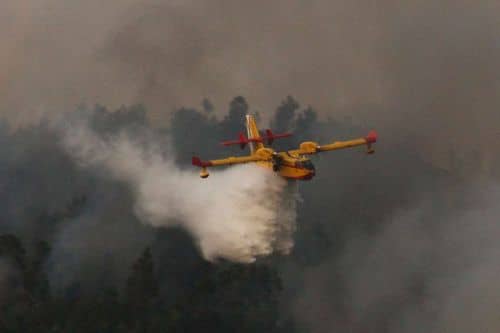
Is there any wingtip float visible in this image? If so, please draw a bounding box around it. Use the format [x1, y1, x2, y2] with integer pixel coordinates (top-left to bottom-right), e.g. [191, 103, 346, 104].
[192, 115, 378, 180]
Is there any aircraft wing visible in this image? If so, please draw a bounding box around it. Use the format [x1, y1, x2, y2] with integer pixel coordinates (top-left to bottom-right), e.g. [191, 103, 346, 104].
[288, 130, 377, 156]
[192, 154, 269, 168]
[192, 145, 274, 178]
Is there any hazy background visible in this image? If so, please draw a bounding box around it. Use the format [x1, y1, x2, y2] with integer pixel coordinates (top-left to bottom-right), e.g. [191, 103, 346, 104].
[1, 0, 499, 171]
[1, 1, 500, 332]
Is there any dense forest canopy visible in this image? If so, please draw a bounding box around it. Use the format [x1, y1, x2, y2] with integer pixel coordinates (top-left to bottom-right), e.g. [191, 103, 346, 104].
[0, 96, 498, 332]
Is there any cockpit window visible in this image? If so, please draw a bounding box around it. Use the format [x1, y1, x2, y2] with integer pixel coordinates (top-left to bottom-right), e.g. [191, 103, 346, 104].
[302, 160, 315, 170]
[296, 160, 315, 170]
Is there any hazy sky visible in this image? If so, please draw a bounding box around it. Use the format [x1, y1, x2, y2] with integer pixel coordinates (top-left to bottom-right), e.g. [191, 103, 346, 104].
[1, 0, 499, 168]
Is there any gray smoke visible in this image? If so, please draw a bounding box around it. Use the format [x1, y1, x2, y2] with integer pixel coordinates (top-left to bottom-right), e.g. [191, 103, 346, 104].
[1, 1, 500, 330]
[295, 181, 500, 332]
[1, 0, 498, 176]
[3, 0, 499, 164]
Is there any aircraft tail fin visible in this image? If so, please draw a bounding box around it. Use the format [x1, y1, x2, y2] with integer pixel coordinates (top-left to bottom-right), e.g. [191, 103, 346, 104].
[246, 115, 264, 153]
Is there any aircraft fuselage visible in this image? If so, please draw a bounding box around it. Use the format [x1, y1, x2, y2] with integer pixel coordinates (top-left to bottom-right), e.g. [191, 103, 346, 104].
[254, 148, 316, 180]
[257, 160, 315, 180]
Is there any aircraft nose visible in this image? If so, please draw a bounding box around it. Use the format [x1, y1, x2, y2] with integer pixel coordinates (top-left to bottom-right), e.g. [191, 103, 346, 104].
[306, 170, 315, 180]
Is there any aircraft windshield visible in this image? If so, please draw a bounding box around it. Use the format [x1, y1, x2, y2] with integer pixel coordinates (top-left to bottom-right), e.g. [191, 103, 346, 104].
[302, 160, 315, 170]
[296, 160, 315, 170]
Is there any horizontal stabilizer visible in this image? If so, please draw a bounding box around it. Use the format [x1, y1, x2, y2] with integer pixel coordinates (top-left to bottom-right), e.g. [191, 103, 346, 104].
[263, 129, 292, 145]
[220, 132, 262, 149]
[220, 129, 293, 148]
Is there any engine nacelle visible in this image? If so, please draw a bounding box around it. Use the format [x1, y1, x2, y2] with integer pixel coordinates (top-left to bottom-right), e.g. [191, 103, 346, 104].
[299, 141, 319, 154]
[200, 167, 209, 178]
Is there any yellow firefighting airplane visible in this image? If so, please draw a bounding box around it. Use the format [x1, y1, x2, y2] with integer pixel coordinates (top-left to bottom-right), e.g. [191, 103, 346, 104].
[192, 115, 377, 180]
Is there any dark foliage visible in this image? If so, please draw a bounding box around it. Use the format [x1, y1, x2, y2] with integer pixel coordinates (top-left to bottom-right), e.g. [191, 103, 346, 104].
[0, 96, 484, 332]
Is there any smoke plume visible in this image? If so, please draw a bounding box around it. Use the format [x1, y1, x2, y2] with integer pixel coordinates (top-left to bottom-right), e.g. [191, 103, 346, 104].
[2, 0, 499, 173]
[60, 119, 297, 263]
[294, 180, 500, 333]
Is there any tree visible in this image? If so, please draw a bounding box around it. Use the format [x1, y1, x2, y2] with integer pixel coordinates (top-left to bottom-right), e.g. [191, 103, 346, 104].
[125, 247, 158, 328]
[0, 234, 26, 269]
[24, 240, 51, 301]
[220, 96, 248, 138]
[202, 98, 214, 113]
[271, 96, 300, 133]
[170, 107, 220, 164]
